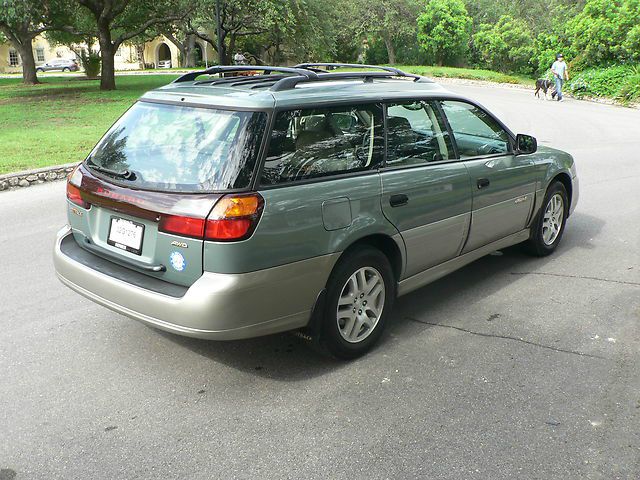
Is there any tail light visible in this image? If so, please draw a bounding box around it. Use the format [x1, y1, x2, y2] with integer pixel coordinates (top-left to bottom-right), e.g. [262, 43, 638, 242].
[158, 193, 264, 242]
[205, 194, 264, 241]
[66, 166, 90, 208]
[158, 215, 205, 238]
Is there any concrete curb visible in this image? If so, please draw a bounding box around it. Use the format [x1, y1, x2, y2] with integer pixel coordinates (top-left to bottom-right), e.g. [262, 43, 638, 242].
[0, 162, 79, 192]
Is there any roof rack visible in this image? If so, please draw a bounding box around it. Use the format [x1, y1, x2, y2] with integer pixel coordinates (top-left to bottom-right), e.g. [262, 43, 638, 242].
[173, 65, 317, 83]
[172, 63, 432, 91]
[294, 62, 419, 78]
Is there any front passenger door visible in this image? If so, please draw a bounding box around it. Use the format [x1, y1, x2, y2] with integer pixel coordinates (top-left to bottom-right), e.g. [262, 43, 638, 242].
[440, 100, 537, 253]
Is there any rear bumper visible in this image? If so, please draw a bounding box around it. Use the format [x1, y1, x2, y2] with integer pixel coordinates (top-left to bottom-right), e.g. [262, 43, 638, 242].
[53, 225, 338, 340]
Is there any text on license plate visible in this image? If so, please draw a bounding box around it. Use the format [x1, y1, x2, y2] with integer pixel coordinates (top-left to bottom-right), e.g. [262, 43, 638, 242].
[107, 217, 144, 255]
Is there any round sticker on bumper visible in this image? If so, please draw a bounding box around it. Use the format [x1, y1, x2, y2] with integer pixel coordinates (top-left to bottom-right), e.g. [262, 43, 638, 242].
[169, 251, 187, 272]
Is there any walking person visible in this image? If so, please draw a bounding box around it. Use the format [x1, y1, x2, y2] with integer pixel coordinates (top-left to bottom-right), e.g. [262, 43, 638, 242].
[550, 54, 569, 102]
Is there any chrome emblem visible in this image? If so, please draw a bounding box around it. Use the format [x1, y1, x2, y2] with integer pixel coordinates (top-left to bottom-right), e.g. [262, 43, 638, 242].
[170, 240, 188, 248]
[70, 207, 83, 217]
[514, 195, 528, 204]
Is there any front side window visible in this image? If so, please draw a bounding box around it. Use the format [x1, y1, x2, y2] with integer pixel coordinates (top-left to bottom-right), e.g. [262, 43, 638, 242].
[86, 102, 266, 192]
[386, 101, 455, 167]
[9, 50, 19, 66]
[260, 104, 384, 185]
[440, 101, 511, 158]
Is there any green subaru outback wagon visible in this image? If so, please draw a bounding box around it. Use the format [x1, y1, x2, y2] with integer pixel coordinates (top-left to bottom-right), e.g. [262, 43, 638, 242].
[53, 64, 579, 358]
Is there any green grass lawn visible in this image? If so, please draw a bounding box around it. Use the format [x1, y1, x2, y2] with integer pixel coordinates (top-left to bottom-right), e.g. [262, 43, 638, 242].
[399, 65, 534, 86]
[0, 67, 533, 175]
[0, 75, 178, 174]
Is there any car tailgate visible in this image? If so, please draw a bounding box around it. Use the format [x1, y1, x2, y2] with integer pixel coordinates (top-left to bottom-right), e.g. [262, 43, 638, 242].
[67, 165, 222, 287]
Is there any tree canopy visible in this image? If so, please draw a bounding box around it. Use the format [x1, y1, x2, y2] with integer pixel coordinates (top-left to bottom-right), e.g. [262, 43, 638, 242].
[417, 0, 472, 66]
[2, 0, 639, 88]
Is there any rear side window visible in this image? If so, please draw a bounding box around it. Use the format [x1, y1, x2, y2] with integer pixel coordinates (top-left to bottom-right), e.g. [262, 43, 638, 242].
[440, 101, 511, 158]
[86, 102, 266, 192]
[260, 104, 384, 185]
[386, 101, 455, 166]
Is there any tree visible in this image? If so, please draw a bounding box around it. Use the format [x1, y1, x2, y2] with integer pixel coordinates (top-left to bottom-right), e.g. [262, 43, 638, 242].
[417, 0, 472, 66]
[616, 0, 640, 62]
[187, 0, 291, 65]
[473, 15, 535, 74]
[0, 0, 62, 84]
[162, 26, 199, 68]
[349, 0, 421, 64]
[566, 0, 621, 67]
[59, 0, 189, 90]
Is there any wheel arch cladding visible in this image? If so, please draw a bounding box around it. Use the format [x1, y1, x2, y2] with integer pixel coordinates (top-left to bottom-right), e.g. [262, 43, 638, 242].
[552, 172, 572, 211]
[340, 234, 403, 282]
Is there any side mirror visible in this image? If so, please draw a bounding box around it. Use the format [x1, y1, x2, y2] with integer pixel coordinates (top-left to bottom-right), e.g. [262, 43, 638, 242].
[516, 134, 537, 155]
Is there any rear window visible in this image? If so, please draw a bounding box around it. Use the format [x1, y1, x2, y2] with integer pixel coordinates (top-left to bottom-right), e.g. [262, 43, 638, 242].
[86, 102, 266, 192]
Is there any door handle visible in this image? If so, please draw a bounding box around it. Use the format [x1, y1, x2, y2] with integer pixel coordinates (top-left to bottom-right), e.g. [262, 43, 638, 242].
[477, 178, 490, 189]
[389, 194, 409, 207]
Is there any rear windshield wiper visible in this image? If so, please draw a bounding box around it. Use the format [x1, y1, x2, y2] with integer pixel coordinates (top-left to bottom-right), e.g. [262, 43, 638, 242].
[87, 163, 137, 181]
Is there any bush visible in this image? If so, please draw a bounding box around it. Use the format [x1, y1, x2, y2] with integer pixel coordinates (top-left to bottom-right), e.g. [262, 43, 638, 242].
[79, 50, 101, 78]
[565, 64, 640, 104]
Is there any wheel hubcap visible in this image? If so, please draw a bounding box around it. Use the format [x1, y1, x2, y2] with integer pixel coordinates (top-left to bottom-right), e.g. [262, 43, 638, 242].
[336, 267, 385, 343]
[542, 193, 564, 245]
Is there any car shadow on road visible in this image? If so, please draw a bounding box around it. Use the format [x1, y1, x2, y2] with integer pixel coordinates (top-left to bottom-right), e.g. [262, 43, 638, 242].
[387, 210, 605, 340]
[154, 328, 344, 381]
[157, 211, 603, 380]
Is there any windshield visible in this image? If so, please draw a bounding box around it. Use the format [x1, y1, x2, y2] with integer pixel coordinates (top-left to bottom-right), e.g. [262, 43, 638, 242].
[86, 102, 267, 192]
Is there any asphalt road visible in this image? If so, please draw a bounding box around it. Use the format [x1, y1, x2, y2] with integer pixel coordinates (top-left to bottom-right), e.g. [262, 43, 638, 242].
[1, 85, 639, 480]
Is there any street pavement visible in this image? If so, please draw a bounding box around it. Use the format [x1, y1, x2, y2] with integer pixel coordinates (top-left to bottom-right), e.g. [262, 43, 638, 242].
[0, 85, 639, 480]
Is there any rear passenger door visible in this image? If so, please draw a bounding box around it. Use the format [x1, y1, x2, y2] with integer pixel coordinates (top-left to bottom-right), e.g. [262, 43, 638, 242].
[248, 104, 390, 271]
[379, 101, 472, 279]
[439, 100, 537, 253]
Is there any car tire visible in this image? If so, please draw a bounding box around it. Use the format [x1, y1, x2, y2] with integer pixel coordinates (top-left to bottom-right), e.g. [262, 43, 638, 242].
[320, 247, 395, 359]
[36, 68, 43, 73]
[62, 67, 70, 72]
[526, 181, 569, 256]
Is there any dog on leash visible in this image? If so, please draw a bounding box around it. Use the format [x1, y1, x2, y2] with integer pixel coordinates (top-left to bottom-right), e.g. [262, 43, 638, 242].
[534, 79, 554, 100]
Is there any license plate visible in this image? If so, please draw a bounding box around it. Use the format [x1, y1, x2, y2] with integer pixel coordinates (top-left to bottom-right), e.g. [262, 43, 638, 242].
[107, 217, 145, 255]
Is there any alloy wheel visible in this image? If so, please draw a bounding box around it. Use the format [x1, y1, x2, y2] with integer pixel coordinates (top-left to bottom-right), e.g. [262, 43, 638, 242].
[542, 193, 564, 245]
[336, 267, 385, 343]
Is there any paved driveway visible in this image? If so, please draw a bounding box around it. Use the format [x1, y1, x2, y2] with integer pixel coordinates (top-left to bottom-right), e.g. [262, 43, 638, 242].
[1, 85, 638, 479]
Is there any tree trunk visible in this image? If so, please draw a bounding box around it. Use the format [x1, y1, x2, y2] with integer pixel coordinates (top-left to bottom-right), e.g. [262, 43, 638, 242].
[1, 26, 39, 85]
[383, 35, 396, 65]
[184, 35, 196, 67]
[227, 33, 236, 65]
[15, 40, 39, 85]
[98, 31, 116, 90]
[136, 44, 145, 69]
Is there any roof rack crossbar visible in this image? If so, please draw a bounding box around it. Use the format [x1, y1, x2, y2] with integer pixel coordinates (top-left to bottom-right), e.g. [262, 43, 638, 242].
[194, 73, 289, 87]
[294, 63, 423, 81]
[173, 65, 317, 83]
[269, 69, 432, 91]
